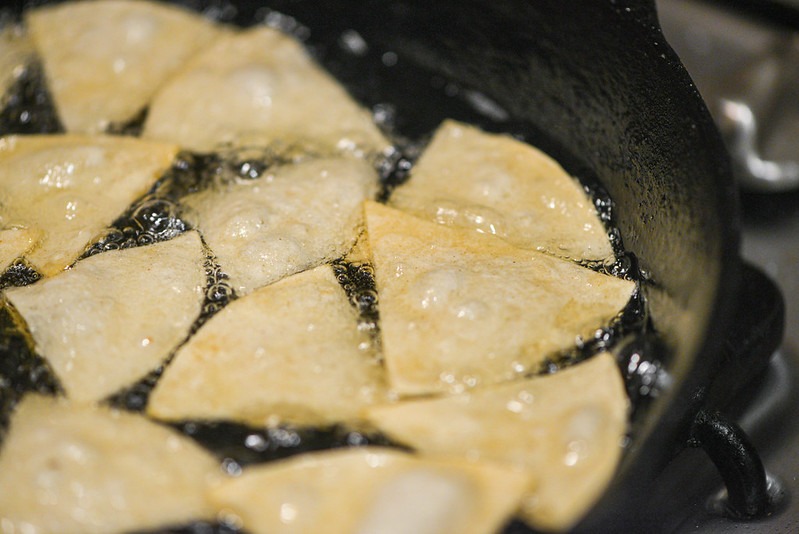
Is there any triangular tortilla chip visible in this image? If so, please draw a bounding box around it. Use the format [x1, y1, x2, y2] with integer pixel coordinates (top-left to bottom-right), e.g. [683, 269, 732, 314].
[0, 134, 178, 276]
[148, 265, 387, 427]
[208, 447, 530, 534]
[25, 0, 223, 133]
[389, 120, 613, 261]
[182, 157, 378, 295]
[367, 352, 629, 532]
[364, 201, 635, 395]
[5, 232, 206, 403]
[0, 24, 34, 102]
[0, 227, 40, 274]
[143, 26, 390, 156]
[0, 395, 220, 534]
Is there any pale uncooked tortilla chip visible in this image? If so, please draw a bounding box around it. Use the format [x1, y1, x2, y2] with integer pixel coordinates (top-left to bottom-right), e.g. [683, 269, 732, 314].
[5, 232, 206, 403]
[364, 201, 635, 396]
[25, 0, 223, 133]
[366, 353, 629, 532]
[389, 120, 613, 261]
[143, 26, 390, 155]
[182, 157, 378, 295]
[0, 134, 178, 276]
[208, 447, 531, 534]
[148, 265, 386, 427]
[0, 227, 40, 273]
[0, 395, 220, 534]
[0, 25, 34, 101]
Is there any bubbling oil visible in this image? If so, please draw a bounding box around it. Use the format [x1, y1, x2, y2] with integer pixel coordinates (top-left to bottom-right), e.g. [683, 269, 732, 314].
[169, 419, 403, 468]
[0, 60, 63, 136]
[0, 259, 42, 290]
[82, 196, 189, 256]
[331, 259, 382, 355]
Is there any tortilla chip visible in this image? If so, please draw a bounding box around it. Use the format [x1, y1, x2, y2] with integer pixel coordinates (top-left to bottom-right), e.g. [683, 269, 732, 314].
[208, 447, 530, 534]
[389, 120, 613, 261]
[0, 395, 220, 534]
[182, 157, 378, 295]
[148, 265, 386, 427]
[25, 0, 223, 133]
[366, 352, 629, 532]
[5, 232, 206, 403]
[364, 201, 635, 396]
[0, 134, 179, 276]
[143, 26, 390, 156]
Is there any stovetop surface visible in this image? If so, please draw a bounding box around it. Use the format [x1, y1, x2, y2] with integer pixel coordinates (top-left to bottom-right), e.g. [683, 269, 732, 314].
[649, 2, 799, 531]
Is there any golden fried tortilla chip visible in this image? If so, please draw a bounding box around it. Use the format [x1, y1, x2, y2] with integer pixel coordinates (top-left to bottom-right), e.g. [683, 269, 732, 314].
[208, 447, 530, 534]
[5, 232, 206, 403]
[148, 265, 386, 427]
[0, 395, 220, 534]
[389, 120, 613, 261]
[364, 201, 634, 396]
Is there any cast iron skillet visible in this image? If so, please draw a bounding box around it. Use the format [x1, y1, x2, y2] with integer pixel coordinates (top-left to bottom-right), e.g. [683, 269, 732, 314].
[3, 0, 786, 531]
[224, 0, 784, 529]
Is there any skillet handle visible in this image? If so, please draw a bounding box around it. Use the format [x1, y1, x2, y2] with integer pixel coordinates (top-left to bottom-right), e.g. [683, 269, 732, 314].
[688, 409, 769, 518]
